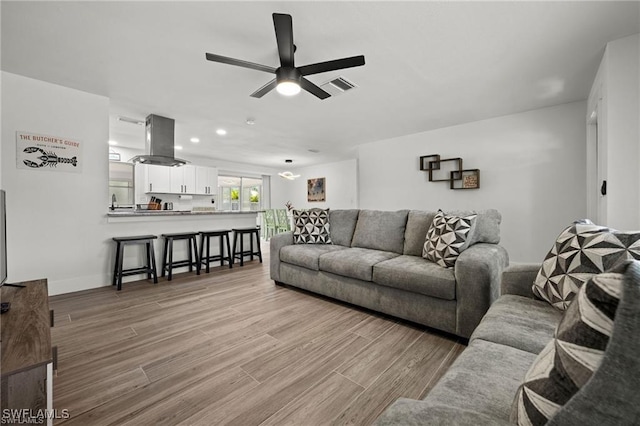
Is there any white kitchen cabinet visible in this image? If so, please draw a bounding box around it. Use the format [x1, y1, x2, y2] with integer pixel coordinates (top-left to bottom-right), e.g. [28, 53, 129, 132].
[195, 166, 218, 195]
[170, 165, 196, 194]
[145, 164, 171, 193]
[138, 164, 216, 195]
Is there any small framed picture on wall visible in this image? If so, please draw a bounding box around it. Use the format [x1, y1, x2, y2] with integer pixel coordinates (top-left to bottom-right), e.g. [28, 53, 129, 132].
[307, 177, 326, 202]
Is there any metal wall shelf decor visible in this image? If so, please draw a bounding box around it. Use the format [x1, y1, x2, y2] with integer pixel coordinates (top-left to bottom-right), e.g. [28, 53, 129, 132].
[419, 154, 480, 190]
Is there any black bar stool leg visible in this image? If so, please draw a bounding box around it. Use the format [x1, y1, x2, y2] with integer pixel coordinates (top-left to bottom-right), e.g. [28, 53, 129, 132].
[161, 238, 168, 278]
[168, 239, 174, 281]
[232, 232, 238, 265]
[187, 237, 193, 272]
[217, 234, 223, 267]
[112, 241, 121, 286]
[116, 243, 125, 291]
[145, 242, 152, 280]
[226, 233, 233, 268]
[149, 240, 158, 283]
[240, 233, 245, 266]
[255, 232, 263, 263]
[193, 236, 200, 275]
[250, 235, 254, 261]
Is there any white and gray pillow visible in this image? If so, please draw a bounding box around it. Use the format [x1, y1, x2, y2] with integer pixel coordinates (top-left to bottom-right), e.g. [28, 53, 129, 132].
[532, 219, 640, 310]
[512, 267, 623, 425]
[292, 208, 331, 244]
[422, 210, 477, 268]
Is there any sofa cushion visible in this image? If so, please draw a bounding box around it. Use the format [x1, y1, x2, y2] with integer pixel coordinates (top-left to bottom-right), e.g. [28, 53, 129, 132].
[470, 295, 561, 354]
[328, 209, 360, 247]
[448, 209, 501, 245]
[373, 255, 456, 300]
[280, 244, 348, 271]
[423, 210, 477, 268]
[403, 210, 437, 256]
[319, 247, 399, 282]
[532, 220, 640, 310]
[512, 267, 624, 425]
[422, 339, 538, 422]
[292, 208, 332, 244]
[351, 210, 409, 254]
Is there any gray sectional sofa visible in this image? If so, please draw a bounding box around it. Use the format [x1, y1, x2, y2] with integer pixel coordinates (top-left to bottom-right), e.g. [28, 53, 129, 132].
[374, 262, 640, 425]
[269, 209, 509, 339]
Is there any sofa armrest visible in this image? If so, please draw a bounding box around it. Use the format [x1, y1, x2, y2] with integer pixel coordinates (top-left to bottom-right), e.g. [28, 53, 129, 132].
[454, 243, 509, 338]
[546, 260, 640, 426]
[501, 263, 540, 298]
[269, 231, 294, 282]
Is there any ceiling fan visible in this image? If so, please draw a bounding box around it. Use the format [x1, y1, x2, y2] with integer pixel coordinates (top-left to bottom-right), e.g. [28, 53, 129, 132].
[205, 13, 365, 100]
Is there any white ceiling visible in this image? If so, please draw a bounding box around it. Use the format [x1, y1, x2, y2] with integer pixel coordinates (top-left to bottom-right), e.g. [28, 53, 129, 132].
[2, 1, 638, 168]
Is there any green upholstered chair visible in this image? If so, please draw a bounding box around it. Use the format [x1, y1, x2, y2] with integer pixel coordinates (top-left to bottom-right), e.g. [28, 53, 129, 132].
[262, 209, 277, 239]
[275, 209, 291, 233]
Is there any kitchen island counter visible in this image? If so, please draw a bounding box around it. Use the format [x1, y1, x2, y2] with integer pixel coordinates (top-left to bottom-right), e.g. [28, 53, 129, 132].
[107, 210, 259, 218]
[105, 210, 260, 286]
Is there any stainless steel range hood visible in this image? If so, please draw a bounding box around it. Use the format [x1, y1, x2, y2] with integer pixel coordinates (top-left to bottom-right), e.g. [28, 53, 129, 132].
[130, 114, 187, 167]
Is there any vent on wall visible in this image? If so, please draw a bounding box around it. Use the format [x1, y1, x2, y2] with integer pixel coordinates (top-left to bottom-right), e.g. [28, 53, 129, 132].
[319, 76, 358, 97]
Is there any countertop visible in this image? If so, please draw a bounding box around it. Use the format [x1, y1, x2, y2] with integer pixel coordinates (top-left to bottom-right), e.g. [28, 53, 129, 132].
[107, 210, 260, 217]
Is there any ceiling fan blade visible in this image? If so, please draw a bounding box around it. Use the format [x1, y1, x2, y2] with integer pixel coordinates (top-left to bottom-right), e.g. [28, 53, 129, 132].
[273, 13, 295, 67]
[298, 55, 365, 76]
[300, 78, 331, 100]
[205, 53, 276, 74]
[250, 79, 278, 98]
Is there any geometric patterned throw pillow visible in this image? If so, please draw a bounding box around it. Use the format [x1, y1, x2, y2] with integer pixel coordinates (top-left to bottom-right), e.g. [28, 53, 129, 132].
[511, 267, 624, 425]
[532, 219, 640, 310]
[422, 209, 477, 268]
[292, 209, 332, 244]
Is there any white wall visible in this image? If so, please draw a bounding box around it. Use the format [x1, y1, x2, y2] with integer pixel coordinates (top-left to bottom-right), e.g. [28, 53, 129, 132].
[358, 101, 587, 263]
[604, 34, 639, 230]
[270, 158, 358, 211]
[2, 72, 111, 294]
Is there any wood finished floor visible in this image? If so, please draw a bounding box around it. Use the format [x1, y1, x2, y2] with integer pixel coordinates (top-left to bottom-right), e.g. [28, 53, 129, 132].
[50, 245, 466, 425]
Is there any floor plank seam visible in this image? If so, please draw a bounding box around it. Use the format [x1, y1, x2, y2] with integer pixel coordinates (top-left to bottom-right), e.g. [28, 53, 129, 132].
[138, 366, 152, 385]
[238, 366, 263, 385]
[334, 370, 366, 388]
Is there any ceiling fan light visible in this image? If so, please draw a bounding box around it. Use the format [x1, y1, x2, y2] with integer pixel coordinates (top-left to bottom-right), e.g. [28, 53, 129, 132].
[276, 81, 301, 96]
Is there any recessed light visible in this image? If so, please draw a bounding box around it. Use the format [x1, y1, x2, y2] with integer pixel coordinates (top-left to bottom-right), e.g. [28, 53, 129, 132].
[216, 129, 227, 136]
[246, 118, 255, 126]
[190, 137, 200, 143]
[175, 145, 183, 150]
[108, 140, 118, 146]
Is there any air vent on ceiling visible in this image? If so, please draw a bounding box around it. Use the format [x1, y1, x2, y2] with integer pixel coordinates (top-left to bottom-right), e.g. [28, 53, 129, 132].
[319, 76, 358, 97]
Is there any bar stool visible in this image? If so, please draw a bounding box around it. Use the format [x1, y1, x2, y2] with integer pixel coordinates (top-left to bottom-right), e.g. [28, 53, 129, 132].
[232, 227, 262, 266]
[198, 230, 233, 272]
[112, 235, 158, 291]
[161, 232, 199, 281]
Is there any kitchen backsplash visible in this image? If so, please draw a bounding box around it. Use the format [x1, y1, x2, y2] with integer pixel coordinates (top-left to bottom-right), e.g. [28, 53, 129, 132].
[136, 193, 217, 211]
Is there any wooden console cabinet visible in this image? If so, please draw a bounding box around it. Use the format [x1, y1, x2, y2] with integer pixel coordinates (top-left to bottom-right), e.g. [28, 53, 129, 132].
[1, 279, 54, 426]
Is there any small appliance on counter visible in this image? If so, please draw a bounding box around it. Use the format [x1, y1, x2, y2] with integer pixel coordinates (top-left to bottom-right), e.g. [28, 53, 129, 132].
[136, 196, 163, 211]
[164, 202, 173, 210]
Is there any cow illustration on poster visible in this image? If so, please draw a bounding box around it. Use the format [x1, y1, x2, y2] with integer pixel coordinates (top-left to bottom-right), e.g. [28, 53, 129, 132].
[307, 177, 326, 202]
[16, 131, 83, 173]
